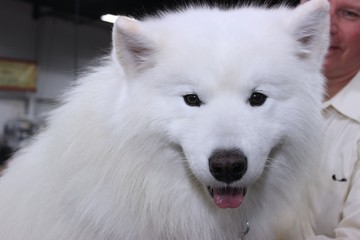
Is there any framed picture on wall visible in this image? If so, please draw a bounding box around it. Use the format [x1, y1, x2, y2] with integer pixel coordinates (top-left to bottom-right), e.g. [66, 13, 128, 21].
[0, 58, 36, 91]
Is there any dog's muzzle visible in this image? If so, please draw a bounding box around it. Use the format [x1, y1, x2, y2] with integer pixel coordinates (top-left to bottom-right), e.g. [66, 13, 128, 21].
[207, 148, 248, 208]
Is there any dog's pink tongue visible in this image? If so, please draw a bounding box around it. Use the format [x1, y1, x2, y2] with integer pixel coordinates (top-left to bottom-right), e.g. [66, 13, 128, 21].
[214, 188, 244, 209]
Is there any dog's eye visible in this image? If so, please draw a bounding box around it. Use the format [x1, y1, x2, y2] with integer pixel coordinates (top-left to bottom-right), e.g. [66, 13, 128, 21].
[183, 94, 202, 107]
[249, 92, 267, 107]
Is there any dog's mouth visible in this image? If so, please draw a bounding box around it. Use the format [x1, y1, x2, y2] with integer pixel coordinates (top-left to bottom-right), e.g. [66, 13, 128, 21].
[207, 186, 247, 209]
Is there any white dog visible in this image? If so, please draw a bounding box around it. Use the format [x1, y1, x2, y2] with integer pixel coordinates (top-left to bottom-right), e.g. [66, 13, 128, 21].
[0, 0, 329, 239]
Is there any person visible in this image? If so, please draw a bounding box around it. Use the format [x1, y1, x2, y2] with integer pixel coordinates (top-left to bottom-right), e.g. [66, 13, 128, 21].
[296, 0, 360, 239]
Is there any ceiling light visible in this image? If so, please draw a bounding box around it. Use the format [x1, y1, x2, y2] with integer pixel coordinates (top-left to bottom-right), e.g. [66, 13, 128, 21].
[101, 14, 118, 24]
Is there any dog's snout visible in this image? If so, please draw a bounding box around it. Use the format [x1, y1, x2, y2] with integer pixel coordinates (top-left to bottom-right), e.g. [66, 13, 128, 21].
[209, 149, 247, 184]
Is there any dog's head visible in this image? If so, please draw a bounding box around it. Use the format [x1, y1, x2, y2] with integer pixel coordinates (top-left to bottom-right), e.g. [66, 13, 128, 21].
[111, 0, 329, 209]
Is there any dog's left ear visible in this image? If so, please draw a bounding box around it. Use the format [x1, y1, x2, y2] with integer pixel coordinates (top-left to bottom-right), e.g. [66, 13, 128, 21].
[289, 0, 330, 65]
[112, 16, 157, 78]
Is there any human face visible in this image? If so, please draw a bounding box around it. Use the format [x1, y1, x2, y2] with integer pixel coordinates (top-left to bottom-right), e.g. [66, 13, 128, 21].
[324, 0, 360, 80]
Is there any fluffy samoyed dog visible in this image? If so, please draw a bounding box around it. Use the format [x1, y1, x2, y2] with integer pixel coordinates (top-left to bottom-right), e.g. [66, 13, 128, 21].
[0, 0, 329, 239]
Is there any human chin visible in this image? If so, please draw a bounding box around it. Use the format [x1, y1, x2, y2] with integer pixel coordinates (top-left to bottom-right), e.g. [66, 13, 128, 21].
[323, 55, 333, 70]
[323, 49, 339, 69]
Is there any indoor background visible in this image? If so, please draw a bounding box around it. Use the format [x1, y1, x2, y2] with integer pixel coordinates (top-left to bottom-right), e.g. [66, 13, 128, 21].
[0, 0, 299, 163]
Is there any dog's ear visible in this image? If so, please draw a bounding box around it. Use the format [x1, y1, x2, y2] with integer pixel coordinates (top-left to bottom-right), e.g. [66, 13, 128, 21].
[290, 0, 330, 65]
[112, 16, 157, 77]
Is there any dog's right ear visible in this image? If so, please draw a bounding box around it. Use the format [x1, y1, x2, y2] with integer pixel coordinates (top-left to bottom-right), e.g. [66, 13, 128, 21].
[289, 0, 330, 66]
[112, 16, 157, 77]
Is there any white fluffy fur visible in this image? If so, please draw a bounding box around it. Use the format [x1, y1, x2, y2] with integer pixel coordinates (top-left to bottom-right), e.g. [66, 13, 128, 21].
[0, 0, 329, 239]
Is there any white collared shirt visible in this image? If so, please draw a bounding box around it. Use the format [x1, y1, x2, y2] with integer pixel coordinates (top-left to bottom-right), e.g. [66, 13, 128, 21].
[306, 71, 360, 239]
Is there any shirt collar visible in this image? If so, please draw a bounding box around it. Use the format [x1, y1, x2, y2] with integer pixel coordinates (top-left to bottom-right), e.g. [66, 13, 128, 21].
[323, 71, 360, 124]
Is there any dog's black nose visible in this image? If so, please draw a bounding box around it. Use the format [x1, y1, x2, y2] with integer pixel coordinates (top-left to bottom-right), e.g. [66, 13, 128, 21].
[209, 149, 247, 184]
